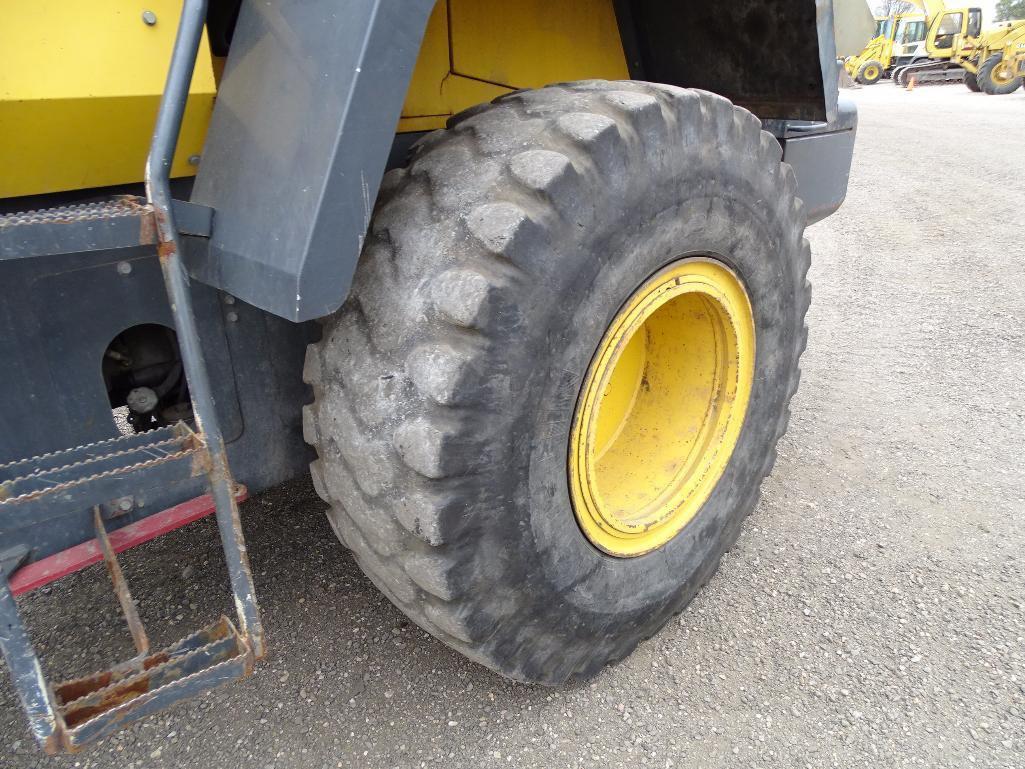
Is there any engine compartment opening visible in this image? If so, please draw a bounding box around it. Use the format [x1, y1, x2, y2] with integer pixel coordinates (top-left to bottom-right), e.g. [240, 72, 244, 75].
[103, 324, 190, 434]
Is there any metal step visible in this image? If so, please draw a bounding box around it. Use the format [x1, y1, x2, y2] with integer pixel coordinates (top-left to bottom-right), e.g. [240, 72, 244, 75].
[0, 426, 185, 484]
[0, 423, 204, 501]
[0, 423, 207, 524]
[0, 197, 154, 260]
[53, 617, 251, 750]
[0, 196, 211, 261]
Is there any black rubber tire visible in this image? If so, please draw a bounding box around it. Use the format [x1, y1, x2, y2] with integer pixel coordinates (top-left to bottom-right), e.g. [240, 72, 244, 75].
[964, 70, 981, 92]
[303, 81, 810, 684]
[892, 67, 907, 86]
[856, 59, 884, 85]
[978, 54, 1022, 95]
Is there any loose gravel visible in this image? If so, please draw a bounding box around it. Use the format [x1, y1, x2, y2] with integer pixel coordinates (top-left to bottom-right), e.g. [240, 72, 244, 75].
[2, 83, 1023, 769]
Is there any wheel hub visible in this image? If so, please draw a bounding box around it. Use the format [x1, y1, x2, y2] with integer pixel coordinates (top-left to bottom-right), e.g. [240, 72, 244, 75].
[992, 63, 1015, 85]
[569, 258, 756, 557]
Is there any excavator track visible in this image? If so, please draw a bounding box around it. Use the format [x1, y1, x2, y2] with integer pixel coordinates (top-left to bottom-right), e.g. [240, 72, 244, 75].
[893, 60, 966, 87]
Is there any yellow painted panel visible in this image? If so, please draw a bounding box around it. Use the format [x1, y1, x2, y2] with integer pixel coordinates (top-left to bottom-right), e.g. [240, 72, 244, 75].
[402, 1, 453, 118]
[400, 0, 628, 131]
[399, 2, 512, 128]
[0, 0, 216, 197]
[449, 0, 628, 88]
[441, 75, 512, 112]
[399, 71, 511, 132]
[398, 115, 450, 132]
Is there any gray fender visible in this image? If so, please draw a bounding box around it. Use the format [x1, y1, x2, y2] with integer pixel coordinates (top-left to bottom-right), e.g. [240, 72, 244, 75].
[190, 0, 849, 322]
[190, 0, 435, 322]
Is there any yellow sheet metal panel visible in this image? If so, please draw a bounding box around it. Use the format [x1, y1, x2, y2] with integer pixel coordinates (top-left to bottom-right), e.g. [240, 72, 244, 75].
[399, 0, 628, 133]
[449, 0, 628, 88]
[0, 1, 216, 198]
[400, 1, 510, 132]
[402, 1, 452, 120]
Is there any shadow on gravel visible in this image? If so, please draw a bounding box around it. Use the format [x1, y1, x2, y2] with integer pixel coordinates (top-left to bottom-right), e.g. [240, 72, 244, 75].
[1, 477, 557, 767]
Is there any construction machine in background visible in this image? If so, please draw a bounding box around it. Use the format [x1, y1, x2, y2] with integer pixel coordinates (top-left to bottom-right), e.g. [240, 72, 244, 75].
[974, 23, 1025, 93]
[1010, 37, 1025, 88]
[892, 6, 1025, 92]
[891, 17, 931, 67]
[845, 13, 927, 84]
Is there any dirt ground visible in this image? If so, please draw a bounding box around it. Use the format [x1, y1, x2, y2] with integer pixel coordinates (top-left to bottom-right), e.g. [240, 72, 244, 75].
[3, 83, 1023, 769]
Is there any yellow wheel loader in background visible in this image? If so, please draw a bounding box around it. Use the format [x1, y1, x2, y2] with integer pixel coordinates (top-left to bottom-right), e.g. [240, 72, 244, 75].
[974, 23, 1025, 93]
[845, 13, 927, 84]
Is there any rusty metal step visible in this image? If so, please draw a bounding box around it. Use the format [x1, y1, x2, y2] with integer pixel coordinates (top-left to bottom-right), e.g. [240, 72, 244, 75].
[54, 617, 252, 750]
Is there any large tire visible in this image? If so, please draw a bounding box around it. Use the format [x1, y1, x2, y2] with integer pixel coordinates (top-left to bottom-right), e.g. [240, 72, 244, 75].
[856, 59, 884, 85]
[978, 54, 1022, 95]
[303, 81, 810, 684]
[964, 70, 981, 92]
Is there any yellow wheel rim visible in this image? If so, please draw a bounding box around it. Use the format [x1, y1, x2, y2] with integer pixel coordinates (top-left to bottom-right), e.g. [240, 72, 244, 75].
[992, 64, 1015, 85]
[569, 259, 755, 557]
[865, 65, 880, 80]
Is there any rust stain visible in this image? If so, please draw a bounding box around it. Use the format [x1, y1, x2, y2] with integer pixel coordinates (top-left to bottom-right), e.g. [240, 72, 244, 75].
[61, 678, 150, 729]
[41, 732, 61, 756]
[54, 673, 113, 704]
[157, 240, 177, 260]
[138, 210, 158, 245]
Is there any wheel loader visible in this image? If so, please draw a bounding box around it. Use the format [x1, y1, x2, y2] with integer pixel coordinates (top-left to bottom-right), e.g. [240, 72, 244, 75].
[971, 23, 1025, 93]
[0, 0, 871, 754]
[845, 12, 927, 84]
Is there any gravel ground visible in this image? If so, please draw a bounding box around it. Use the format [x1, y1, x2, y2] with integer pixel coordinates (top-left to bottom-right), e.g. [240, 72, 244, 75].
[3, 83, 1024, 769]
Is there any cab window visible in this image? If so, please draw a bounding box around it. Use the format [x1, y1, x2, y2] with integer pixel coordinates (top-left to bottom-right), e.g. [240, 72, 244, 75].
[933, 13, 963, 49]
[967, 9, 982, 38]
[899, 21, 926, 45]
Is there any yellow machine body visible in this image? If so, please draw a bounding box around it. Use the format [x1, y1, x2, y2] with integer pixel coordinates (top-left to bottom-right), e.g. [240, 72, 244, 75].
[1009, 30, 1025, 77]
[398, 0, 629, 132]
[971, 22, 1025, 80]
[0, 0, 217, 199]
[1, 0, 629, 197]
[925, 8, 1025, 74]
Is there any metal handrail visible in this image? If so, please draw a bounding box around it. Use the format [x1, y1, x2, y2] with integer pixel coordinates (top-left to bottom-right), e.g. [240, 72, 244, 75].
[144, 0, 264, 658]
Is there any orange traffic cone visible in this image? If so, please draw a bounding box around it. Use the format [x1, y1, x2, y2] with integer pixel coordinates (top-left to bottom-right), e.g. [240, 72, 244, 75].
[906, 76, 916, 91]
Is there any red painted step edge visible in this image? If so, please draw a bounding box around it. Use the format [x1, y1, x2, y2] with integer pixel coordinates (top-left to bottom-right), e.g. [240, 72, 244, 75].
[9, 487, 248, 597]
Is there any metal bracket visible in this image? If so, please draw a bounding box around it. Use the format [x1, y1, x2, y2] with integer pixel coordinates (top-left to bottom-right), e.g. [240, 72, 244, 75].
[93, 508, 149, 656]
[0, 546, 30, 579]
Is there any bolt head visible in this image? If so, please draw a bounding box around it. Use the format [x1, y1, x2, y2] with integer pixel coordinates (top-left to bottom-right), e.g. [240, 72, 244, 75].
[117, 261, 132, 275]
[118, 497, 135, 512]
[188, 154, 201, 166]
[226, 311, 239, 323]
[142, 10, 157, 25]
